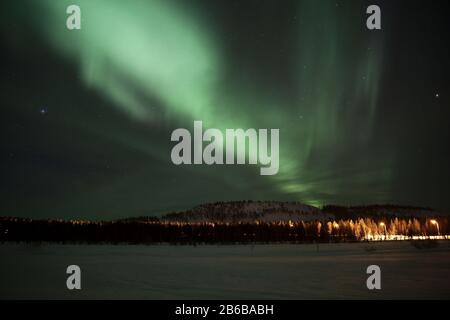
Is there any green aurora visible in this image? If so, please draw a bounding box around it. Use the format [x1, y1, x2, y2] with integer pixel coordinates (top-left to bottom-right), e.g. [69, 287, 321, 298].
[1, 0, 449, 218]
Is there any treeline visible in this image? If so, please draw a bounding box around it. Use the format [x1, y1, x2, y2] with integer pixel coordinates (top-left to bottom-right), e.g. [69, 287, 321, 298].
[322, 204, 437, 220]
[0, 217, 448, 244]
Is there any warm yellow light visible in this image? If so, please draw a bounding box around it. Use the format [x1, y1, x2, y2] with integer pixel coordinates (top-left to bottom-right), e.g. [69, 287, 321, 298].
[430, 219, 438, 225]
[379, 222, 385, 227]
[333, 222, 339, 229]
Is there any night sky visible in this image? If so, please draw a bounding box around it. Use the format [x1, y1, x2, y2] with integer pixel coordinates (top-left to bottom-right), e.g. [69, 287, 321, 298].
[1, 0, 449, 220]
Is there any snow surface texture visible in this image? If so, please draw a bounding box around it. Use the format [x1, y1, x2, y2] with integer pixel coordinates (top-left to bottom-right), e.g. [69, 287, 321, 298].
[1, 241, 449, 299]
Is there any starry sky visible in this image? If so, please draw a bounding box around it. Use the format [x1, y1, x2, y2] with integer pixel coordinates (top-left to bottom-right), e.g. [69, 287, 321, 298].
[1, 0, 449, 219]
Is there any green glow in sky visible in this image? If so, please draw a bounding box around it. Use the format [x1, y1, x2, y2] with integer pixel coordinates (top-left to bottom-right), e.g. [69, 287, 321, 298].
[35, 0, 390, 207]
[0, 0, 399, 217]
[38, 0, 221, 123]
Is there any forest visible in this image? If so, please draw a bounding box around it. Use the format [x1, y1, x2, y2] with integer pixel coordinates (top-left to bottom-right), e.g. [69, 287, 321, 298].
[0, 216, 448, 244]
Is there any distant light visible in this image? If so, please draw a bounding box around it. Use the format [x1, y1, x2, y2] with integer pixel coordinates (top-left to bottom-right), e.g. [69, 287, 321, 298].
[430, 219, 438, 225]
[379, 222, 385, 227]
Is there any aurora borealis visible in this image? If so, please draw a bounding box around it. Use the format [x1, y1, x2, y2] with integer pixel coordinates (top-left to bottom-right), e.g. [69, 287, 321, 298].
[1, 0, 449, 219]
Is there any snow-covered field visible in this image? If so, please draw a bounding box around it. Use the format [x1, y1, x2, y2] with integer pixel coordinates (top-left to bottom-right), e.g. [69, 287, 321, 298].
[1, 241, 449, 299]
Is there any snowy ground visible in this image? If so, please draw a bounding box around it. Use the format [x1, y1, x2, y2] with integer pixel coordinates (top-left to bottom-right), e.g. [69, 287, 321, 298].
[0, 241, 449, 299]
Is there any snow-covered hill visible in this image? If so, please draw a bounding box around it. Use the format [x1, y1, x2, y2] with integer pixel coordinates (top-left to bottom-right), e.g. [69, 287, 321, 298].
[121, 201, 447, 224]
[162, 201, 332, 223]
